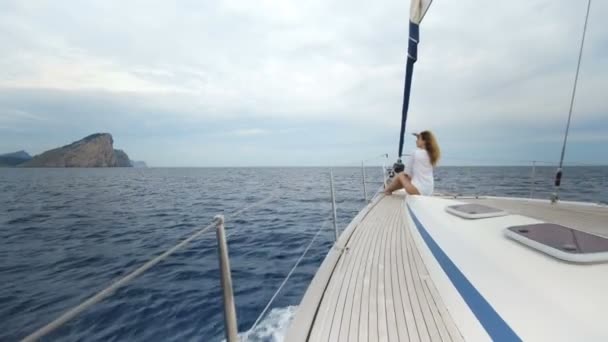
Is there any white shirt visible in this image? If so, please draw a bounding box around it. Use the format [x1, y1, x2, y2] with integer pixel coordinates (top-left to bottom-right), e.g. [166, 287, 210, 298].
[405, 148, 434, 195]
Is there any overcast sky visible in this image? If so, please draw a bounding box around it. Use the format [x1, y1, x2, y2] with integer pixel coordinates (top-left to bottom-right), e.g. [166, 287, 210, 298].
[0, 0, 606, 166]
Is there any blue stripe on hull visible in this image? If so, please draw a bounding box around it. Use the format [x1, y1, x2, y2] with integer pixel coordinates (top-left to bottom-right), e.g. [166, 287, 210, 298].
[407, 205, 522, 342]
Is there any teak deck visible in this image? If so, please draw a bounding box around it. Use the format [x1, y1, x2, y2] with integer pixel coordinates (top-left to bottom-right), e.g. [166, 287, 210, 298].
[287, 194, 463, 341]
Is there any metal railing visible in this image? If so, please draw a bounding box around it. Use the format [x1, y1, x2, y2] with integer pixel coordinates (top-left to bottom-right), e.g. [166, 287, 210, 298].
[214, 215, 238, 342]
[360, 153, 390, 203]
[529, 161, 537, 199]
[21, 161, 381, 342]
[329, 169, 340, 241]
[361, 162, 368, 202]
[435, 159, 604, 204]
[245, 165, 379, 338]
[19, 195, 278, 342]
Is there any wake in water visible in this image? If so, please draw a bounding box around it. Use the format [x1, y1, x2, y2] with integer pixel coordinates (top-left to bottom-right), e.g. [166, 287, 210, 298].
[238, 306, 297, 342]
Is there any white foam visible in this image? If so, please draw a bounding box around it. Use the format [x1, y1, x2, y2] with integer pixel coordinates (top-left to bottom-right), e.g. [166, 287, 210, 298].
[240, 306, 297, 342]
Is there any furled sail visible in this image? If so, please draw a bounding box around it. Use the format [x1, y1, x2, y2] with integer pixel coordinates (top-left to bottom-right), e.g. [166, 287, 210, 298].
[410, 0, 432, 24]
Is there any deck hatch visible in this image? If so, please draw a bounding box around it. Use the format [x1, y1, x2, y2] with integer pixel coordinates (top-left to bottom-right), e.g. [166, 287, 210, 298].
[445, 203, 508, 219]
[505, 223, 608, 263]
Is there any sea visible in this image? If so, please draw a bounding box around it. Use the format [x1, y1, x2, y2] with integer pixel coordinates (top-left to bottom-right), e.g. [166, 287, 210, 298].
[1, 166, 606, 341]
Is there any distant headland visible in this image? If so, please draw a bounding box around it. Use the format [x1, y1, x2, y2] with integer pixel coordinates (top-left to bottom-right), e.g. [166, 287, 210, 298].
[0, 133, 146, 168]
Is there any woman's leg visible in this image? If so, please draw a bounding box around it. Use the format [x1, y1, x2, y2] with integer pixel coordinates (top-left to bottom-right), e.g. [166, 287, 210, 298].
[385, 173, 404, 194]
[385, 172, 420, 195]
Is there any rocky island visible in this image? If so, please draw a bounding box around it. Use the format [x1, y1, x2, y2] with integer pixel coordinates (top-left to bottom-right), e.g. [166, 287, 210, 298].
[18, 133, 134, 168]
[0, 150, 32, 167]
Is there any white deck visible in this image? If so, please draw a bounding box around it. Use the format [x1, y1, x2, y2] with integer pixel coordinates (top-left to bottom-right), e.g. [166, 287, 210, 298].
[407, 195, 608, 341]
[461, 196, 607, 237]
[287, 193, 608, 341]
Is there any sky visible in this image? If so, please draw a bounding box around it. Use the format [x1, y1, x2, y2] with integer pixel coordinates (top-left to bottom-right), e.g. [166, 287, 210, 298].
[0, 0, 606, 166]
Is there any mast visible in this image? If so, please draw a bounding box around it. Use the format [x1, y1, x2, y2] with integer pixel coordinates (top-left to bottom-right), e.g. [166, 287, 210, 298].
[395, 0, 433, 171]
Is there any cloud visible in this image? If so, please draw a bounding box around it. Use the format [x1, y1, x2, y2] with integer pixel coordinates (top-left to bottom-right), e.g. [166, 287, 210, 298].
[0, 0, 606, 165]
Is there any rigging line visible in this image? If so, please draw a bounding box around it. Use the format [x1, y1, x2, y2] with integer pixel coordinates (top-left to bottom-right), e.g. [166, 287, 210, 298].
[557, 0, 592, 171]
[371, 184, 386, 199]
[21, 192, 280, 342]
[362, 153, 390, 164]
[223, 184, 323, 240]
[327, 152, 392, 168]
[247, 217, 333, 334]
[442, 158, 598, 167]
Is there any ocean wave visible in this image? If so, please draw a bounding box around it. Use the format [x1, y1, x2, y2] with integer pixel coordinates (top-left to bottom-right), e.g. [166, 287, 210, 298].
[237, 306, 297, 342]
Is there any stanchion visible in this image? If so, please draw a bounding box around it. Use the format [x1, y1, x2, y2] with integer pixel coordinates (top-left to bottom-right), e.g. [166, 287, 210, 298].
[214, 215, 239, 342]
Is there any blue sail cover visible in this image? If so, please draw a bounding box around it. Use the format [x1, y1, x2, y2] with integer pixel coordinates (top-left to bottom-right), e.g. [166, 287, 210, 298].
[398, 0, 433, 158]
[408, 22, 419, 62]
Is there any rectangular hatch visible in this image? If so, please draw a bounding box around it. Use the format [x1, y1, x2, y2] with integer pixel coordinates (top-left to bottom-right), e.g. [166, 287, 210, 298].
[505, 223, 608, 263]
[445, 203, 508, 219]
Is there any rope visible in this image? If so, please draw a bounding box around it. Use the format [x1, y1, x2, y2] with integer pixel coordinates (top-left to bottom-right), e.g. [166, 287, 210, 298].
[362, 153, 389, 164]
[247, 216, 332, 334]
[558, 0, 592, 171]
[21, 193, 279, 342]
[329, 154, 390, 168]
[371, 184, 386, 199]
[435, 157, 597, 167]
[554, 0, 592, 199]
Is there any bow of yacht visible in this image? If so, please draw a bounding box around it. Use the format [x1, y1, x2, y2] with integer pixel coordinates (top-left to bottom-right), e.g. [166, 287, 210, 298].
[284, 0, 607, 338]
[285, 191, 608, 341]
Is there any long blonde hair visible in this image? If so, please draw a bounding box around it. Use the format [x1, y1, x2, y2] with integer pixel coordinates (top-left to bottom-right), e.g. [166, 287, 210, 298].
[420, 130, 440, 166]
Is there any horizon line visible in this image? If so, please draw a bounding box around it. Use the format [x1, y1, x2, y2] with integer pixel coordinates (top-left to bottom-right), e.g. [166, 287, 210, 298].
[137, 164, 608, 168]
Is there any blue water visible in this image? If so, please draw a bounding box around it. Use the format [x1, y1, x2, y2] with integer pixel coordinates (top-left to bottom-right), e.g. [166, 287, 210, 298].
[1, 166, 606, 341]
